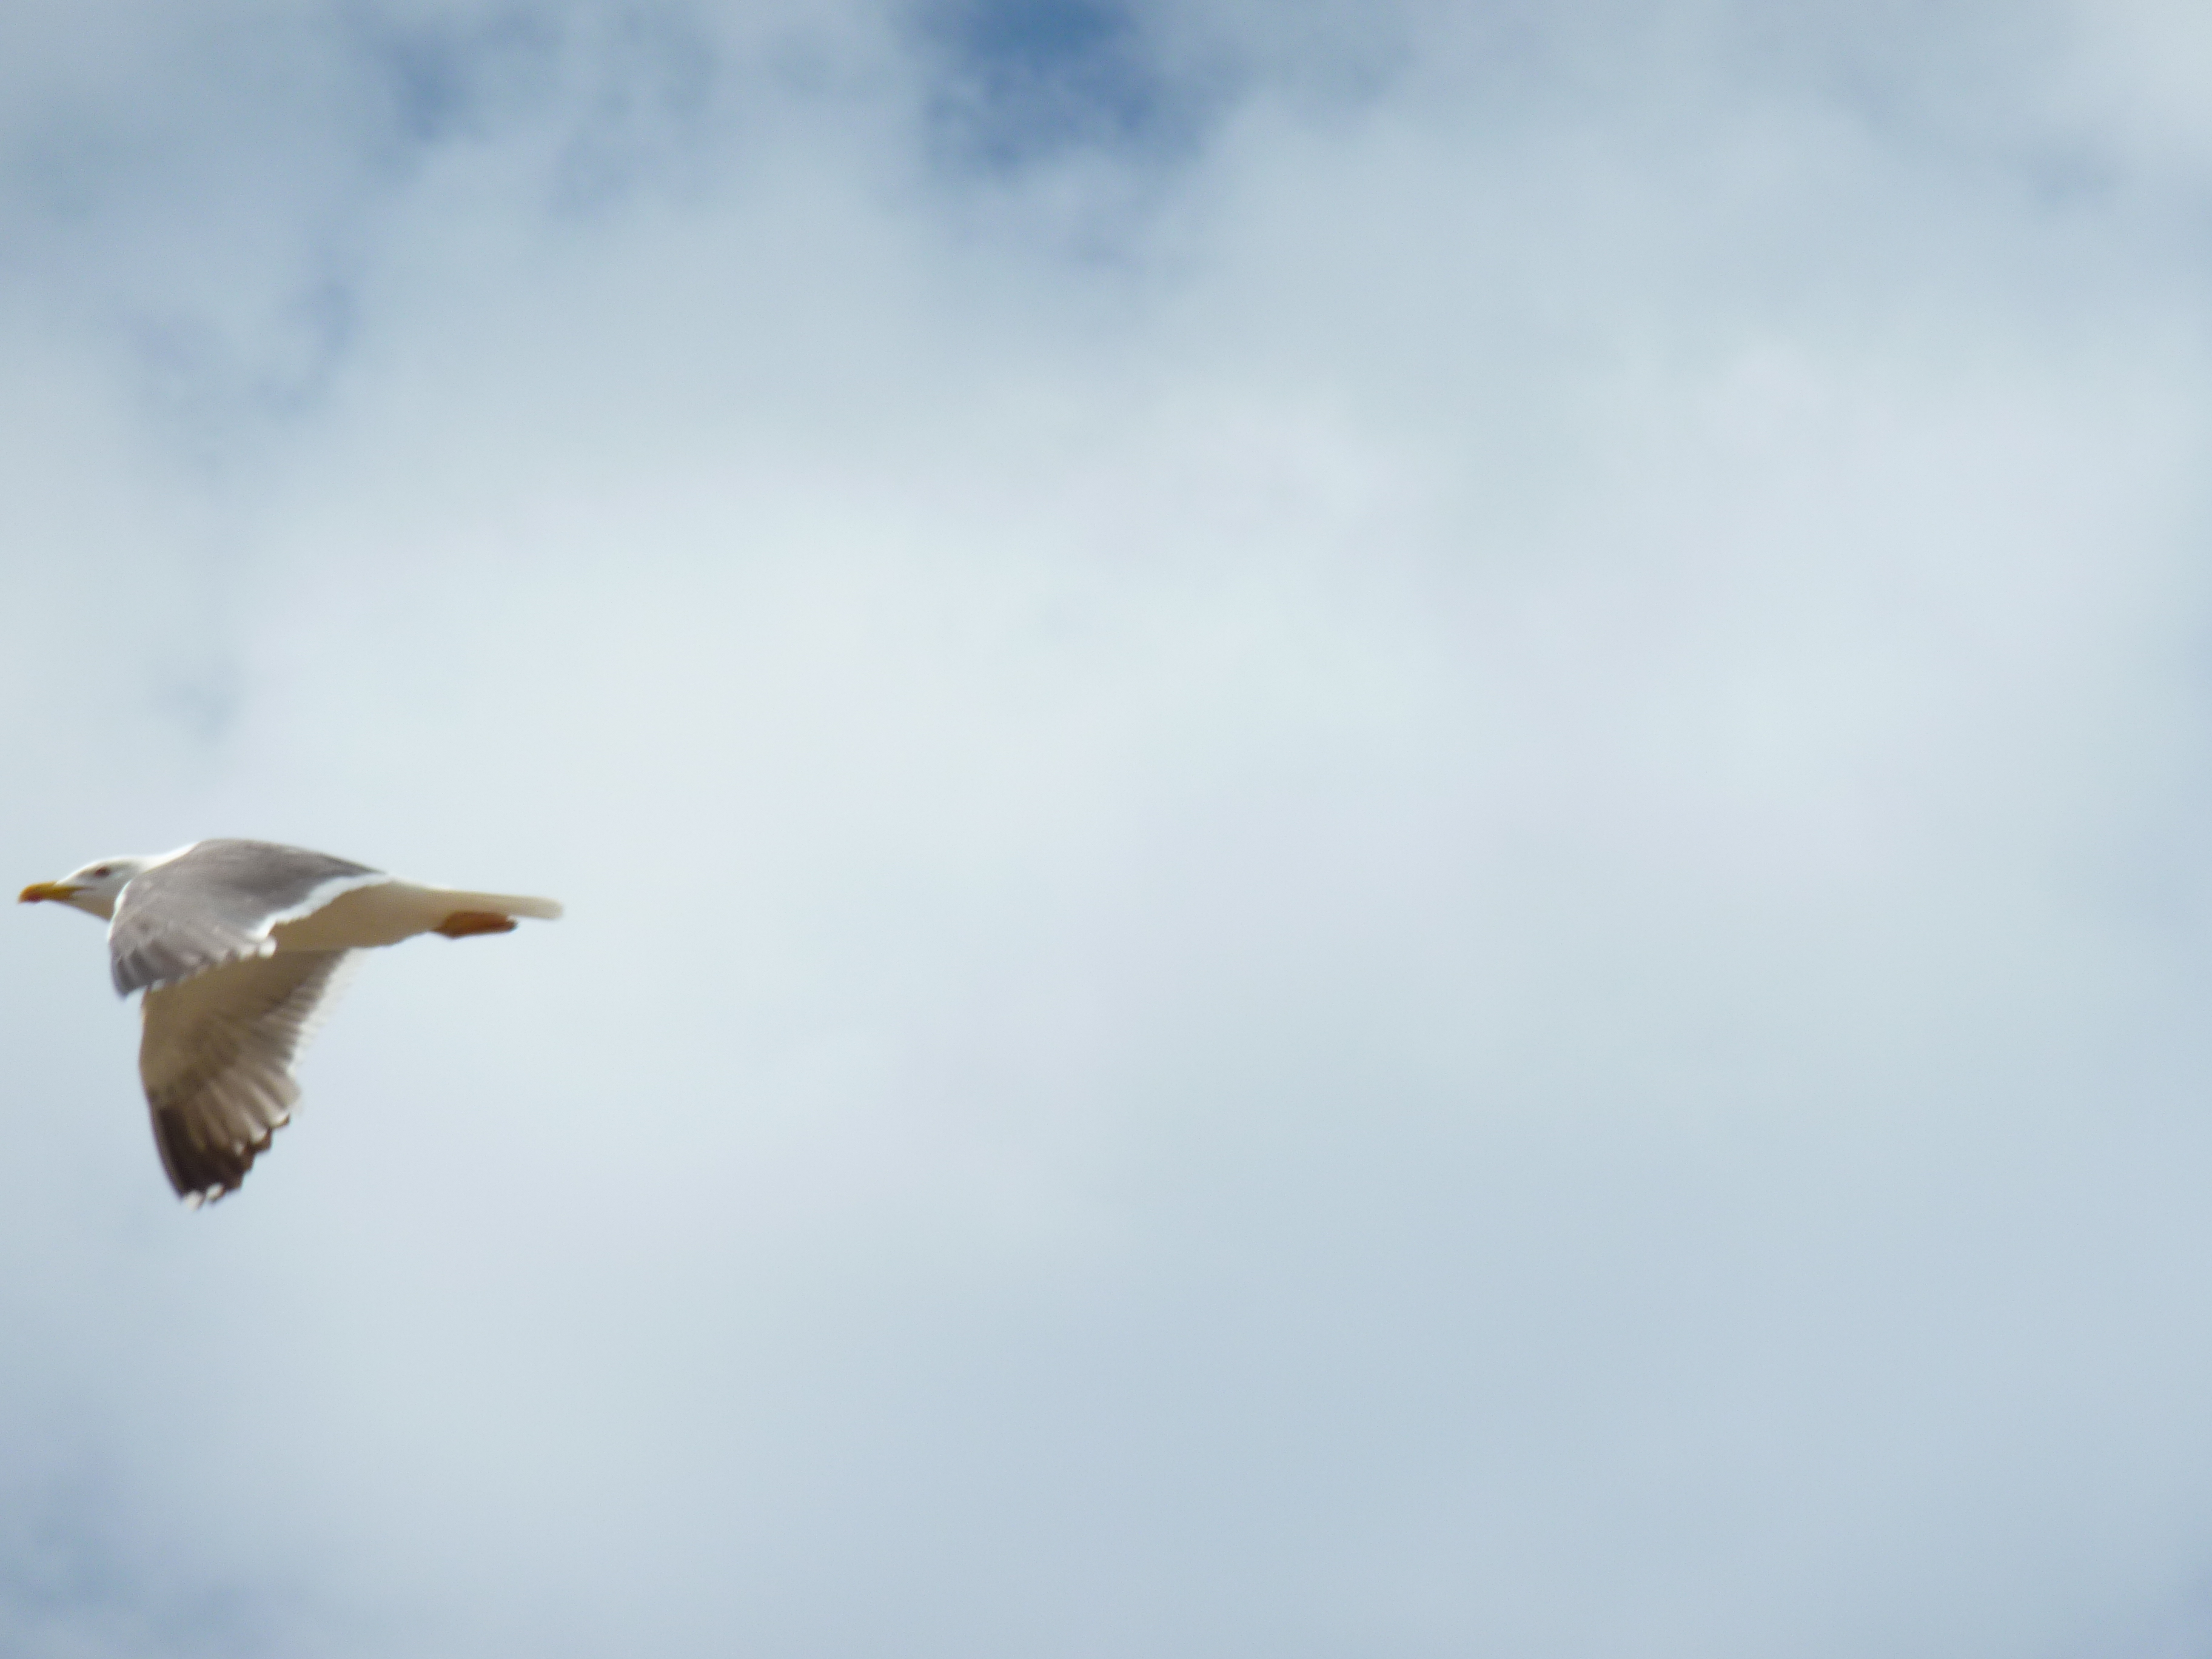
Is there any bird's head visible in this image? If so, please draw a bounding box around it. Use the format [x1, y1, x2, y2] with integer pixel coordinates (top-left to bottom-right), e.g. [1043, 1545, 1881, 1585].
[20, 856, 155, 921]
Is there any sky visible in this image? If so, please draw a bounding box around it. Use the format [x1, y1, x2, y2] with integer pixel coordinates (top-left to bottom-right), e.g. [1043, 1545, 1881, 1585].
[6, 1, 2212, 1654]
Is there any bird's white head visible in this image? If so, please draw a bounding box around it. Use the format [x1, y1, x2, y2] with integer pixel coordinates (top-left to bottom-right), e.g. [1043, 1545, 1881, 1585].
[19, 856, 158, 921]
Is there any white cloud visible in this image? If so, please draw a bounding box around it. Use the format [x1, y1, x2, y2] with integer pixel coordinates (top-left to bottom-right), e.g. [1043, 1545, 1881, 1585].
[5, 2, 2212, 1654]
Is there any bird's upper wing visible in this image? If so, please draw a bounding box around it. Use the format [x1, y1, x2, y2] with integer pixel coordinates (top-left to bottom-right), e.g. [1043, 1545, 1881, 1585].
[138, 949, 358, 1204]
[109, 840, 386, 995]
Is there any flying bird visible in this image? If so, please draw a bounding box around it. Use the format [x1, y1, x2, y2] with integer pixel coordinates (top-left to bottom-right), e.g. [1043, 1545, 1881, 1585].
[21, 839, 560, 1206]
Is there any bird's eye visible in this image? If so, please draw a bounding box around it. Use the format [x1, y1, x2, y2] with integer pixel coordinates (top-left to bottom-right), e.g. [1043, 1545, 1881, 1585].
[92, 866, 112, 878]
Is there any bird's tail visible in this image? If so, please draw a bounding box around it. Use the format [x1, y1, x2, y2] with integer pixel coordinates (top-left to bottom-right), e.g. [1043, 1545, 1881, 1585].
[440, 890, 563, 921]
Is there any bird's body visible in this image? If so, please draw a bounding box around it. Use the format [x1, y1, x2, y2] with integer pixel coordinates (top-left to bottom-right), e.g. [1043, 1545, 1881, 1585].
[21, 839, 560, 1205]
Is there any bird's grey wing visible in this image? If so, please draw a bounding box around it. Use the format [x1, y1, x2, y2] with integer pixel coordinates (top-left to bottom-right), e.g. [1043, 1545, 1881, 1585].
[109, 840, 383, 996]
[138, 949, 358, 1204]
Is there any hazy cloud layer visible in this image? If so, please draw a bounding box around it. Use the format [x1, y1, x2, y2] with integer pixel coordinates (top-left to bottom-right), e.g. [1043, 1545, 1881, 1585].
[6, 2, 2212, 1655]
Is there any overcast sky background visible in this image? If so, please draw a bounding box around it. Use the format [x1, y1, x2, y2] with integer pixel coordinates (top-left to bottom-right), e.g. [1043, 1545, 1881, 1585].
[6, 1, 2212, 1654]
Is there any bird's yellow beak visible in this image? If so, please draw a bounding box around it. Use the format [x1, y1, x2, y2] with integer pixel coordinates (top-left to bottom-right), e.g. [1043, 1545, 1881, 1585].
[19, 882, 78, 904]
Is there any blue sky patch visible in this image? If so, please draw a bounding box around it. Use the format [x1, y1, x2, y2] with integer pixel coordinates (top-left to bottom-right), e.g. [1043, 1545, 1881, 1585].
[922, 0, 1215, 170]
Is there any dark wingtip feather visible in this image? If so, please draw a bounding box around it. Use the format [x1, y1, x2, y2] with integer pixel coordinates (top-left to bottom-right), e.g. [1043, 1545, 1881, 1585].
[153, 1107, 275, 1206]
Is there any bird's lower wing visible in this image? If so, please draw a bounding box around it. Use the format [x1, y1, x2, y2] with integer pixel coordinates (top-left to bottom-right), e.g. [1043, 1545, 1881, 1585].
[139, 950, 358, 1205]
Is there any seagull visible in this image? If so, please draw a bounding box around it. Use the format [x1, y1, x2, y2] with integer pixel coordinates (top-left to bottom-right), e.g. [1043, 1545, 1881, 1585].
[21, 839, 560, 1206]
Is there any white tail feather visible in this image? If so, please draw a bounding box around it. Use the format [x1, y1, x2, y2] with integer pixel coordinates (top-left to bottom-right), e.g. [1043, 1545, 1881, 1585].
[442, 891, 563, 921]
